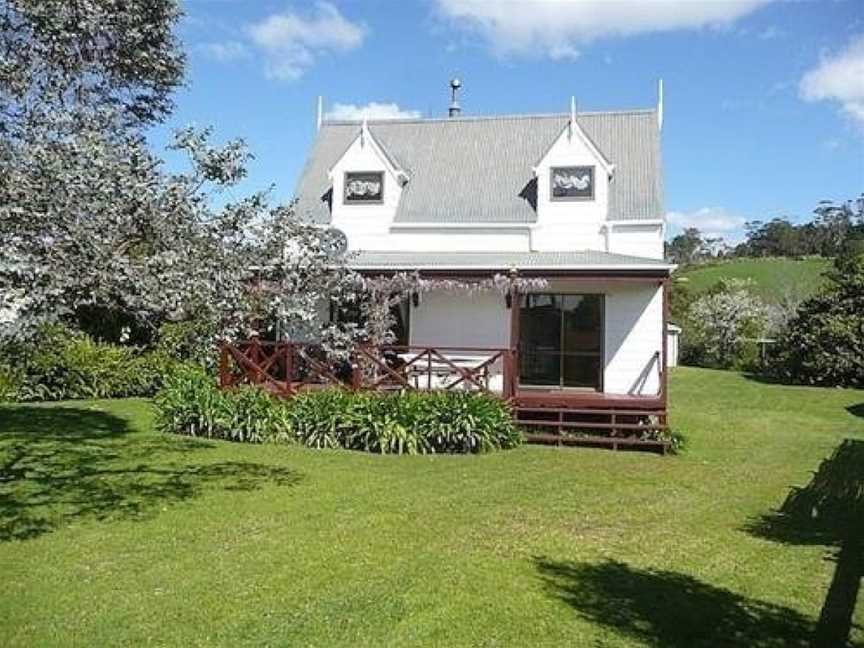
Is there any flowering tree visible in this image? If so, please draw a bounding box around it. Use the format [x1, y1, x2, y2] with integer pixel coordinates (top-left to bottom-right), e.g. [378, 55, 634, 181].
[682, 279, 768, 369]
[0, 0, 544, 359]
[0, 0, 368, 349]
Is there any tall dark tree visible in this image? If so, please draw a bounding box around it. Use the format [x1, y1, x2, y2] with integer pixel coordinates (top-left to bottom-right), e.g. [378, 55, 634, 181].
[770, 252, 864, 388]
[665, 228, 705, 264]
[735, 196, 864, 259]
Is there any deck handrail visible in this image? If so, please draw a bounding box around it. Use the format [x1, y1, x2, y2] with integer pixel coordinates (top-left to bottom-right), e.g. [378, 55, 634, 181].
[219, 340, 516, 398]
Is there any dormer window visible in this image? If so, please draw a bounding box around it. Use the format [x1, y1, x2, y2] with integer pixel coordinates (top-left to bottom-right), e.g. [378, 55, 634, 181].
[550, 166, 594, 201]
[344, 171, 384, 204]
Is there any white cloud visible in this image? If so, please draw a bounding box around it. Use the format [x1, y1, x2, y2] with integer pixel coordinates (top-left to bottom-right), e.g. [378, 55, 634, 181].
[324, 102, 422, 121]
[667, 207, 748, 234]
[197, 41, 250, 62]
[800, 34, 864, 127]
[247, 2, 366, 81]
[434, 0, 772, 59]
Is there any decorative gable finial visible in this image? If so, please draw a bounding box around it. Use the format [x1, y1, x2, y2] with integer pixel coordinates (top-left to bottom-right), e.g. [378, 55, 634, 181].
[361, 117, 368, 148]
[568, 96, 577, 141]
[657, 78, 664, 132]
[316, 95, 323, 132]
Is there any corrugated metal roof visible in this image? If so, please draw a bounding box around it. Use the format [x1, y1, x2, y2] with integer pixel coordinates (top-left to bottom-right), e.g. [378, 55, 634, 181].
[348, 250, 672, 270]
[294, 110, 663, 225]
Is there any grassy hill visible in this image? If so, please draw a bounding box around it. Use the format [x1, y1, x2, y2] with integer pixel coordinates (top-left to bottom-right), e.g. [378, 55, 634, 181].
[678, 256, 831, 303]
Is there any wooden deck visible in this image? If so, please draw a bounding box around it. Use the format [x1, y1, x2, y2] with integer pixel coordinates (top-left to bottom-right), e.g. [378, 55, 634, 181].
[219, 339, 670, 454]
[514, 389, 665, 411]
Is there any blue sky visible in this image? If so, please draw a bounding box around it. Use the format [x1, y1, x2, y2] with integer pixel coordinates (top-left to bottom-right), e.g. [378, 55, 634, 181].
[152, 0, 864, 244]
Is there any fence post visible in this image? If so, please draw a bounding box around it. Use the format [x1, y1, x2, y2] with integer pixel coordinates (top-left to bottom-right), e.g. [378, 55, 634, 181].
[219, 345, 231, 388]
[351, 356, 362, 391]
[284, 343, 294, 396]
[502, 351, 512, 399]
[249, 334, 261, 383]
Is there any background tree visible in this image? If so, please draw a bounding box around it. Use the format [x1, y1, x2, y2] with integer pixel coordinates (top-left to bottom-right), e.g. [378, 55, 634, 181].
[681, 279, 768, 369]
[665, 228, 706, 264]
[734, 196, 863, 259]
[769, 252, 864, 388]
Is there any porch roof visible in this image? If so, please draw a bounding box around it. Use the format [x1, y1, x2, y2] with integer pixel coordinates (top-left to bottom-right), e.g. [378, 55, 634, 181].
[348, 250, 674, 273]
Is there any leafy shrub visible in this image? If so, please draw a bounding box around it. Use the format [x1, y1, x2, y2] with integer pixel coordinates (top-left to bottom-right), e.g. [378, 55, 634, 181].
[154, 365, 291, 443]
[155, 319, 219, 369]
[288, 389, 521, 454]
[154, 365, 522, 455]
[768, 254, 864, 388]
[0, 325, 176, 401]
[286, 388, 354, 449]
[0, 363, 23, 401]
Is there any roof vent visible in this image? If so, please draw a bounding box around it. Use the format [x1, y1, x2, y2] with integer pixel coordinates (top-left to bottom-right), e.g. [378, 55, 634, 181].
[448, 78, 462, 118]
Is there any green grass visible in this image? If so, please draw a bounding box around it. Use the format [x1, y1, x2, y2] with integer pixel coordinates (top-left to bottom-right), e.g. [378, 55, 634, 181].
[1, 368, 863, 647]
[679, 256, 831, 303]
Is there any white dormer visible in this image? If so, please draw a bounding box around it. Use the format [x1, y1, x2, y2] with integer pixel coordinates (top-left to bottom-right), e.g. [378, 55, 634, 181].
[329, 121, 407, 250]
[531, 101, 615, 252]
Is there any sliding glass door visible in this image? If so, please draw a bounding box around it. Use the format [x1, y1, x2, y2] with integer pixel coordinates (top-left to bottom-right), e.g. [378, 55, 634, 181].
[519, 294, 603, 390]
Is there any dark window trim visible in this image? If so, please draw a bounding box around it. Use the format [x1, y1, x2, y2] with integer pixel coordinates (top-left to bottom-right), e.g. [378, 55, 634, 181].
[343, 170, 385, 205]
[549, 165, 595, 202]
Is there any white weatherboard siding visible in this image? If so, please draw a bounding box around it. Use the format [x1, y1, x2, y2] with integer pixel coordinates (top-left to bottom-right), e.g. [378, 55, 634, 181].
[410, 290, 510, 349]
[606, 223, 665, 261]
[386, 226, 530, 252]
[603, 283, 663, 395]
[407, 281, 663, 396]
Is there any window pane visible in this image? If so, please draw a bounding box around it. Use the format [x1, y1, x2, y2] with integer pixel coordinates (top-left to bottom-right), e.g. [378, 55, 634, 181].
[518, 293, 603, 390]
[519, 294, 560, 385]
[344, 172, 384, 203]
[561, 295, 602, 353]
[562, 354, 602, 389]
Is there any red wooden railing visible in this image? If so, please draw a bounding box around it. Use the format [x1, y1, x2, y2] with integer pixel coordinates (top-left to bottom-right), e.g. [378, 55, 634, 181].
[219, 339, 517, 398]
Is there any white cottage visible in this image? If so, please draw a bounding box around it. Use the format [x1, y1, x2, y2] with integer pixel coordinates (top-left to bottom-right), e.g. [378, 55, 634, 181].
[283, 84, 674, 446]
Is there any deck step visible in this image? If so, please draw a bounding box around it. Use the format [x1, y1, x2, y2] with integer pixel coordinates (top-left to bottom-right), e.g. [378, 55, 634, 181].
[523, 431, 669, 454]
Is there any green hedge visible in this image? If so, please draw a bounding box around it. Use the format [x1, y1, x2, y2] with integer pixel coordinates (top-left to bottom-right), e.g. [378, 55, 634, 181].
[154, 365, 522, 455]
[0, 325, 175, 401]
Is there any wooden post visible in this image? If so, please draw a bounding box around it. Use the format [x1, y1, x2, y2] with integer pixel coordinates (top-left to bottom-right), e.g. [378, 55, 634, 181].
[249, 334, 261, 383]
[351, 352, 362, 391]
[661, 278, 670, 404]
[219, 345, 230, 389]
[502, 352, 512, 400]
[508, 284, 521, 400]
[284, 343, 294, 395]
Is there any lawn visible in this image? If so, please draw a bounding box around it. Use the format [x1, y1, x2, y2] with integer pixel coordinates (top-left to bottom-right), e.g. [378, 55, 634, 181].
[679, 256, 830, 303]
[1, 368, 862, 647]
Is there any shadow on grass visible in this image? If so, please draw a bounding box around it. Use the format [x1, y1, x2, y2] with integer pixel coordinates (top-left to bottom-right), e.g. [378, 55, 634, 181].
[740, 371, 787, 386]
[0, 405, 301, 542]
[744, 438, 864, 648]
[534, 557, 813, 647]
[848, 403, 864, 420]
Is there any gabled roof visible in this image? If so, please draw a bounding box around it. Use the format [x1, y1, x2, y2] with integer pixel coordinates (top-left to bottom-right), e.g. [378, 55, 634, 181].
[348, 250, 673, 272]
[327, 121, 409, 183]
[295, 110, 663, 225]
[535, 116, 616, 177]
